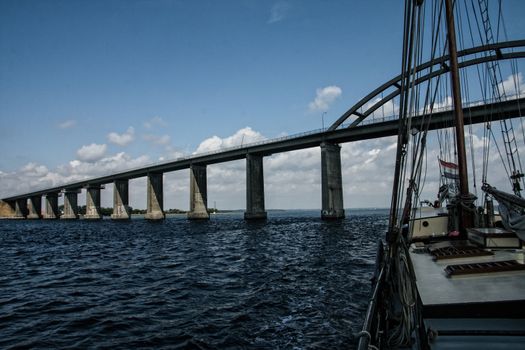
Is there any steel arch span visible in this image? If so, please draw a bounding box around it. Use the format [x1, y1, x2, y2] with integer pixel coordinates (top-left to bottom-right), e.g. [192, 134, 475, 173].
[328, 39, 525, 131]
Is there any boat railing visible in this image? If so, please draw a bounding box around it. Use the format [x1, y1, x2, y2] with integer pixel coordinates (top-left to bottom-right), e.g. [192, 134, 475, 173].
[357, 261, 386, 350]
[356, 239, 387, 350]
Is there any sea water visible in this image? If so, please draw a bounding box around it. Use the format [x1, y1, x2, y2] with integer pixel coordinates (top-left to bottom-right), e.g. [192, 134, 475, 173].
[0, 209, 387, 349]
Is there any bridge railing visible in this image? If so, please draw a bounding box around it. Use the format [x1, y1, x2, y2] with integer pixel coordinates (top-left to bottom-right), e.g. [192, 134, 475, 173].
[101, 127, 328, 180]
[10, 93, 522, 196]
[99, 93, 524, 180]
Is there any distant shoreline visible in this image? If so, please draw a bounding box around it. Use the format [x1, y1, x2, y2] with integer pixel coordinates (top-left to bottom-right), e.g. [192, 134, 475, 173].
[0, 207, 390, 220]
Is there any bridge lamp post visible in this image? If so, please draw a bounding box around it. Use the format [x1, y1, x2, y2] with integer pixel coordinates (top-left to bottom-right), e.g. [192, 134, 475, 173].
[322, 111, 327, 131]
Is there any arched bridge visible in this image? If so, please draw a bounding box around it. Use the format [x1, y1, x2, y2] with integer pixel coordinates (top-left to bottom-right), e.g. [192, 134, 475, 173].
[3, 40, 525, 221]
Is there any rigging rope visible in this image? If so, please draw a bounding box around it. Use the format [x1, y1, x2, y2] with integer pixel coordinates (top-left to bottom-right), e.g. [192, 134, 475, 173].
[477, 0, 524, 196]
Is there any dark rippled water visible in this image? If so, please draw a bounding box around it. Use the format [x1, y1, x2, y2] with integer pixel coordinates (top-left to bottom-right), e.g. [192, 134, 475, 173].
[0, 209, 387, 349]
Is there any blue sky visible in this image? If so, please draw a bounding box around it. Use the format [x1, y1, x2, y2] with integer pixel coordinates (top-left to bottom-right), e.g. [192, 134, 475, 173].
[1, 0, 525, 210]
[1, 1, 404, 168]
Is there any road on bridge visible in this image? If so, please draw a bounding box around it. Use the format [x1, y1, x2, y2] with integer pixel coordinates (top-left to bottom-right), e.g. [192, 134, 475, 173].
[3, 97, 524, 202]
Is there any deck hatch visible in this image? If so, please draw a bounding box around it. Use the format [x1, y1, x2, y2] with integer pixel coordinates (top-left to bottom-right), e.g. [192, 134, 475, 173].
[430, 245, 494, 261]
[445, 260, 525, 277]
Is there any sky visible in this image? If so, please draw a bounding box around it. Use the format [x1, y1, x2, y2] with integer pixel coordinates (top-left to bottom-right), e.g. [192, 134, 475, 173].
[1, 0, 525, 211]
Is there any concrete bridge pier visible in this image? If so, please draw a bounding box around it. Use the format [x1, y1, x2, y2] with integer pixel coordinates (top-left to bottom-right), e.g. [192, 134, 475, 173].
[61, 189, 80, 220]
[85, 185, 103, 220]
[27, 196, 42, 219]
[111, 179, 131, 220]
[44, 193, 59, 219]
[321, 142, 345, 220]
[11, 199, 28, 219]
[145, 173, 165, 220]
[244, 154, 267, 220]
[188, 164, 209, 220]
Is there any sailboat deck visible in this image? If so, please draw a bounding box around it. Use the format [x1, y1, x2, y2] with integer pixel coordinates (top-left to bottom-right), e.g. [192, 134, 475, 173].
[409, 247, 525, 307]
[423, 318, 525, 350]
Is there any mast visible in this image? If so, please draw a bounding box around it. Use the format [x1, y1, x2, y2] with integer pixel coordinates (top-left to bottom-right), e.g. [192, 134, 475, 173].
[444, 0, 473, 229]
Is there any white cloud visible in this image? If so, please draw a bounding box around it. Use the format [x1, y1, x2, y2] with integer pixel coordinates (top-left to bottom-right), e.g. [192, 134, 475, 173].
[76, 143, 107, 162]
[143, 134, 171, 146]
[432, 96, 453, 110]
[0, 128, 417, 209]
[144, 116, 167, 129]
[268, 1, 291, 24]
[498, 72, 525, 97]
[386, 142, 397, 151]
[0, 152, 151, 201]
[193, 128, 397, 209]
[0, 124, 516, 211]
[65, 152, 150, 177]
[362, 96, 399, 121]
[162, 146, 185, 160]
[196, 127, 514, 209]
[194, 127, 265, 154]
[308, 85, 342, 112]
[365, 148, 381, 164]
[21, 162, 49, 177]
[58, 119, 76, 129]
[108, 127, 135, 146]
[462, 125, 487, 150]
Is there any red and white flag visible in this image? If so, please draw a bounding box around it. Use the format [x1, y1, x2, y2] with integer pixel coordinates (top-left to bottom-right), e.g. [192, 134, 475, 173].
[439, 159, 459, 180]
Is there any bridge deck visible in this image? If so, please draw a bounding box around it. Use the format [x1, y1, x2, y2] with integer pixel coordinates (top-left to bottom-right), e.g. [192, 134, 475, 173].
[3, 98, 524, 201]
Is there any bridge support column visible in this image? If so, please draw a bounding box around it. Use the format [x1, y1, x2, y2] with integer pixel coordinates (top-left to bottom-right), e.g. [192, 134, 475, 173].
[85, 186, 103, 220]
[321, 142, 345, 220]
[12, 199, 28, 219]
[61, 189, 80, 220]
[244, 154, 267, 220]
[145, 173, 165, 220]
[111, 179, 131, 220]
[44, 193, 59, 219]
[188, 164, 209, 220]
[27, 196, 42, 219]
